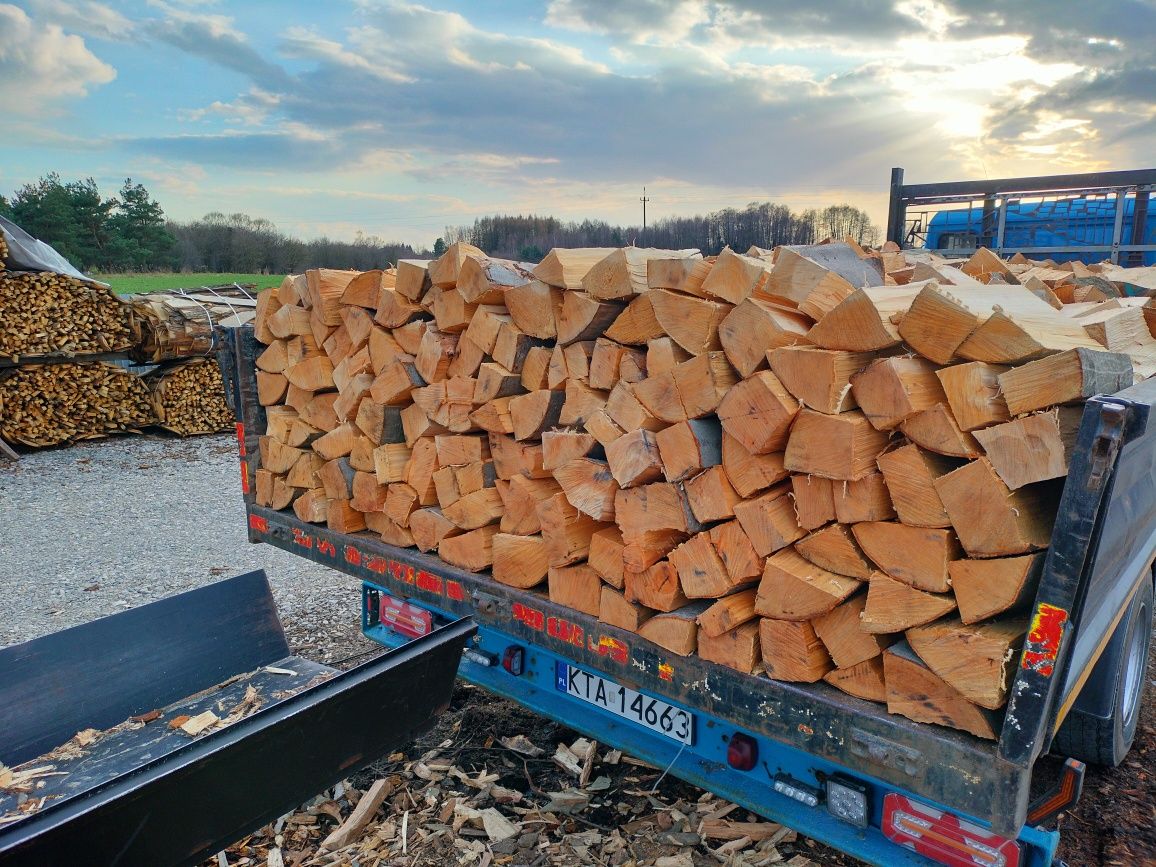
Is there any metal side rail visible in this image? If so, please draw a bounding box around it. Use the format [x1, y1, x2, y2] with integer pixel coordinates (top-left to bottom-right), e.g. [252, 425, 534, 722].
[0, 571, 474, 867]
[245, 506, 1060, 866]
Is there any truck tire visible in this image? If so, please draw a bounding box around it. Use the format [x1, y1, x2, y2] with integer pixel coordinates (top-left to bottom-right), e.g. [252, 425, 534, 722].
[1053, 577, 1154, 766]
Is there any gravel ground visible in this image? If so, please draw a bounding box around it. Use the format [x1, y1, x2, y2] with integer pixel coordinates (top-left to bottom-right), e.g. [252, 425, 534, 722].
[0, 433, 375, 664]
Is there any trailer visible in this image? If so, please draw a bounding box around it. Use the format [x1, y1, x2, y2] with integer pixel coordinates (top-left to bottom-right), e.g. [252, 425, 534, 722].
[220, 295, 1155, 867]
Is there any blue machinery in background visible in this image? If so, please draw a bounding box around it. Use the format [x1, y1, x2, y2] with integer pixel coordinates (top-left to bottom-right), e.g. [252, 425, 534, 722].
[886, 166, 1156, 265]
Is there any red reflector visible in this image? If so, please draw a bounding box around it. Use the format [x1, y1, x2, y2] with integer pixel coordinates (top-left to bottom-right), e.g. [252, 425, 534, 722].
[378, 594, 433, 639]
[882, 794, 1021, 867]
[726, 733, 758, 771]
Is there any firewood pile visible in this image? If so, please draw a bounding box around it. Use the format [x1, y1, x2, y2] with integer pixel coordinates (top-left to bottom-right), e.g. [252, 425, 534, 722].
[0, 362, 157, 447]
[252, 242, 1156, 739]
[0, 270, 135, 361]
[147, 358, 235, 436]
[128, 285, 256, 363]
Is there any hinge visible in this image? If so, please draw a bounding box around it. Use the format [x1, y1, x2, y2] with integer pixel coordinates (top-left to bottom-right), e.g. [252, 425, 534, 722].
[1087, 402, 1128, 489]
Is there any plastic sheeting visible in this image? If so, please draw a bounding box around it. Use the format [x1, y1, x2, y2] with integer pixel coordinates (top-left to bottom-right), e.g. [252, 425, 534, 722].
[0, 215, 94, 283]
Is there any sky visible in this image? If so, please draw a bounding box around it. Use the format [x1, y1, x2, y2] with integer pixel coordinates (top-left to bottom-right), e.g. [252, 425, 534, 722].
[1, 0, 1153, 248]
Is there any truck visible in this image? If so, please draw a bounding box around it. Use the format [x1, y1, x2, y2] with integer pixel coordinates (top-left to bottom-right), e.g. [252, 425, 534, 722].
[218, 288, 1155, 867]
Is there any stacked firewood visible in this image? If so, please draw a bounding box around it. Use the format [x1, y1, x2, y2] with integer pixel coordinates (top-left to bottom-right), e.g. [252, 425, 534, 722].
[147, 358, 235, 436]
[252, 243, 1156, 739]
[129, 286, 256, 363]
[0, 362, 157, 447]
[0, 270, 134, 361]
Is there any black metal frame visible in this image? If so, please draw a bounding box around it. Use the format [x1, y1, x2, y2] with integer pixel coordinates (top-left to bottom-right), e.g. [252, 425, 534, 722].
[885, 166, 1156, 264]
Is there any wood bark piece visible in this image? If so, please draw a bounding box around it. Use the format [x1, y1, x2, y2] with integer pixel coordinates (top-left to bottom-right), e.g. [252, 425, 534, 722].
[805, 285, 923, 351]
[504, 280, 562, 339]
[588, 526, 626, 589]
[788, 474, 836, 530]
[582, 248, 696, 300]
[784, 409, 890, 481]
[823, 657, 887, 703]
[649, 289, 731, 355]
[950, 552, 1045, 625]
[861, 572, 956, 633]
[548, 564, 603, 616]
[554, 457, 619, 521]
[875, 444, 959, 528]
[638, 603, 710, 656]
[852, 522, 961, 593]
[935, 458, 1057, 557]
[717, 370, 799, 455]
[534, 248, 616, 290]
[795, 524, 873, 579]
[698, 621, 761, 674]
[767, 346, 874, 415]
[812, 592, 896, 669]
[438, 525, 499, 572]
[935, 362, 1011, 431]
[759, 619, 833, 682]
[683, 465, 741, 523]
[973, 410, 1080, 489]
[997, 348, 1133, 415]
[900, 404, 982, 458]
[556, 292, 622, 344]
[606, 428, 665, 488]
[755, 548, 861, 620]
[850, 356, 948, 431]
[719, 298, 812, 377]
[883, 643, 999, 740]
[697, 588, 759, 638]
[700, 246, 770, 304]
[721, 433, 788, 498]
[492, 533, 550, 588]
[624, 560, 689, 612]
[732, 482, 804, 556]
[656, 418, 722, 482]
[600, 586, 655, 631]
[907, 616, 1027, 709]
[428, 241, 484, 288]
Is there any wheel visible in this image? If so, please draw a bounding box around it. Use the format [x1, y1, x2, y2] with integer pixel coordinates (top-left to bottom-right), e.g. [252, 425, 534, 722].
[1053, 577, 1154, 766]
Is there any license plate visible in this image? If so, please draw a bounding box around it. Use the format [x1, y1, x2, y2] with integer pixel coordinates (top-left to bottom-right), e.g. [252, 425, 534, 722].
[555, 662, 694, 745]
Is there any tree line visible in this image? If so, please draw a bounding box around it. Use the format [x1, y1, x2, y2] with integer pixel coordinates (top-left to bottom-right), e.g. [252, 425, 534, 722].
[441, 202, 880, 262]
[1, 174, 880, 274]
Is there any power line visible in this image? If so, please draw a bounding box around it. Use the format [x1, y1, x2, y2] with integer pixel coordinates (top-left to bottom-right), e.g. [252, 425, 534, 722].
[640, 186, 650, 244]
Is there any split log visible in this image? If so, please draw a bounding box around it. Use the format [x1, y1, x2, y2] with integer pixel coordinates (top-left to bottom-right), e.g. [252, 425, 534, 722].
[293, 489, 329, 523]
[794, 524, 873, 579]
[823, 658, 887, 703]
[588, 526, 626, 589]
[763, 245, 862, 317]
[492, 533, 550, 588]
[767, 346, 874, 415]
[700, 246, 770, 304]
[648, 254, 708, 293]
[428, 242, 484, 288]
[548, 564, 603, 616]
[788, 474, 836, 530]
[669, 532, 746, 599]
[638, 603, 709, 656]
[656, 418, 722, 482]
[755, 548, 861, 620]
[718, 299, 810, 377]
[541, 430, 598, 471]
[949, 553, 1046, 624]
[899, 404, 982, 458]
[600, 586, 655, 631]
[834, 474, 896, 523]
[373, 443, 412, 483]
[683, 465, 741, 523]
[537, 492, 608, 566]
[615, 482, 698, 541]
[898, 283, 1044, 364]
[464, 306, 511, 355]
[438, 525, 499, 572]
[850, 356, 948, 431]
[605, 292, 665, 345]
[605, 428, 664, 487]
[306, 269, 359, 326]
[457, 256, 533, 304]
[708, 520, 763, 586]
[554, 457, 619, 521]
[340, 269, 387, 309]
[534, 248, 616, 290]
[443, 488, 503, 530]
[504, 280, 562, 339]
[559, 379, 608, 427]
[697, 587, 759, 638]
[860, 572, 956, 633]
[582, 248, 697, 300]
[498, 475, 562, 535]
[955, 306, 1106, 364]
[327, 499, 367, 534]
[494, 322, 548, 373]
[759, 619, 833, 682]
[732, 482, 804, 556]
[604, 381, 664, 433]
[934, 459, 1057, 557]
[882, 643, 999, 740]
[488, 433, 550, 480]
[875, 444, 959, 528]
[805, 285, 923, 351]
[907, 616, 1027, 709]
[370, 358, 424, 406]
[405, 438, 441, 505]
[409, 507, 461, 553]
[624, 560, 689, 612]
[435, 434, 489, 467]
[997, 348, 1133, 415]
[972, 410, 1080, 489]
[784, 409, 890, 481]
[812, 592, 896, 669]
[935, 362, 1010, 431]
[556, 292, 622, 344]
[698, 621, 761, 674]
[717, 370, 799, 455]
[520, 346, 553, 390]
[852, 522, 961, 593]
[721, 432, 788, 498]
[649, 289, 730, 355]
[509, 390, 565, 441]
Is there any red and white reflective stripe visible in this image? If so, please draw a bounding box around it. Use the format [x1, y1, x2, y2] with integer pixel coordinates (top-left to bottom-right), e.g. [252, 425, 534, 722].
[882, 794, 1021, 867]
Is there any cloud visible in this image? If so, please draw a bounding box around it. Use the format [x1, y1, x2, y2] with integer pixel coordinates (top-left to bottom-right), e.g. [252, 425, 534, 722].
[27, 0, 135, 41]
[0, 4, 116, 113]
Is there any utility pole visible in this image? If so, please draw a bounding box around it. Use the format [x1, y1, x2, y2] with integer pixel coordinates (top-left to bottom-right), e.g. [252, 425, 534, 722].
[639, 186, 650, 245]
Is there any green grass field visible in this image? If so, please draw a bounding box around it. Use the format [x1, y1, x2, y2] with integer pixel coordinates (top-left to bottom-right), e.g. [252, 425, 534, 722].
[99, 273, 285, 294]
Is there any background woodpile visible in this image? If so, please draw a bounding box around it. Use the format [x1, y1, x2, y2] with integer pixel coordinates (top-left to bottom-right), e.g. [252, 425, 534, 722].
[128, 285, 256, 363]
[261, 243, 1155, 738]
[147, 358, 235, 436]
[0, 270, 135, 361]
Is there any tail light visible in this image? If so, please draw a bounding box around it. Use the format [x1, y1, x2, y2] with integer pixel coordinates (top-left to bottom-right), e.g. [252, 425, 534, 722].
[883, 794, 1021, 867]
[726, 733, 758, 770]
[378, 594, 433, 638]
